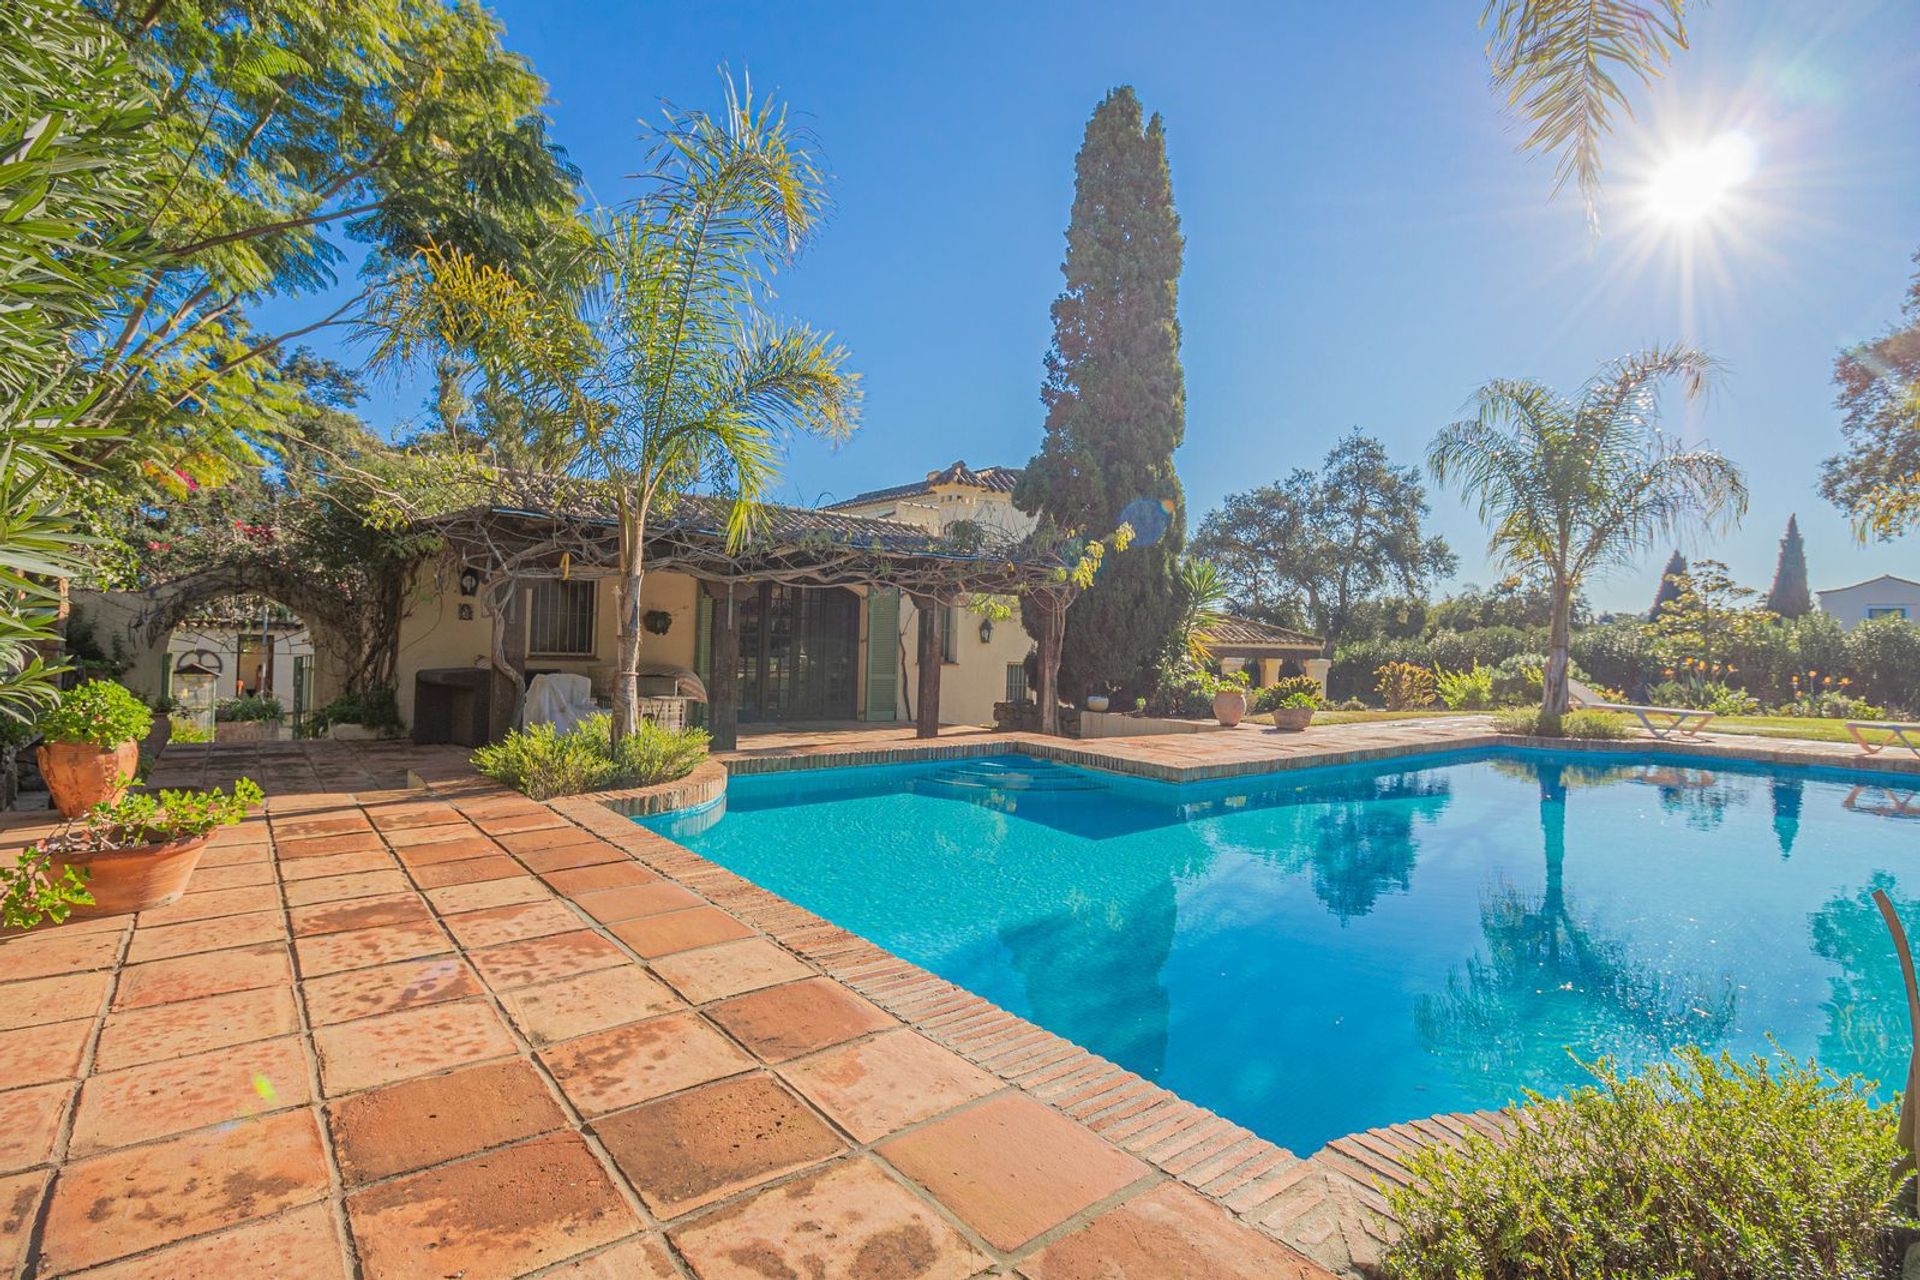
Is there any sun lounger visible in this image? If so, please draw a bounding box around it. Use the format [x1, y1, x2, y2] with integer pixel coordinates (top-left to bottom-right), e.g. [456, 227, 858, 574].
[1847, 721, 1920, 757]
[1567, 678, 1716, 739]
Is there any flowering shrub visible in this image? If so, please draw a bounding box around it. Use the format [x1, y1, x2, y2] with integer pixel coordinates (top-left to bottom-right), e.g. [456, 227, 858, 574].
[1433, 664, 1494, 710]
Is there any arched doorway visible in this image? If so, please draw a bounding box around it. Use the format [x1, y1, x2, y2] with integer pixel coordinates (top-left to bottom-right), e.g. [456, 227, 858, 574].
[159, 596, 319, 735]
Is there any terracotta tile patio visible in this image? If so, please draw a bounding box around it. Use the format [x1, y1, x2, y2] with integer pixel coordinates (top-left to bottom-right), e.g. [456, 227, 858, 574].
[0, 736, 1343, 1279]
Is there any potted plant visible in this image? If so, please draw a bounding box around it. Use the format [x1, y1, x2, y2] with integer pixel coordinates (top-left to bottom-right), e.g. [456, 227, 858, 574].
[1209, 669, 1250, 728]
[26, 778, 263, 918]
[1270, 691, 1317, 732]
[1085, 691, 1111, 713]
[37, 681, 153, 818]
[214, 694, 283, 742]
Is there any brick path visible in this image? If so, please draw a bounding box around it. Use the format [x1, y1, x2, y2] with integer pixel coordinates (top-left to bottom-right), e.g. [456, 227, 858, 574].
[0, 739, 1337, 1279]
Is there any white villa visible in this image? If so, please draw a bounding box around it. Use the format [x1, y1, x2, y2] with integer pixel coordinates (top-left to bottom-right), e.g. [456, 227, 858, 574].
[1816, 573, 1920, 629]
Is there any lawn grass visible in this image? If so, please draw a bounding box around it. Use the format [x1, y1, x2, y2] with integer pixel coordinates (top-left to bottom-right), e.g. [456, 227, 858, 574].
[1244, 708, 1482, 727]
[1696, 715, 1875, 745]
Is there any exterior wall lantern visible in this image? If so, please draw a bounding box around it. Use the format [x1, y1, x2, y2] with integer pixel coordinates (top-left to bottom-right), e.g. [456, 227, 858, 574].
[978, 617, 994, 644]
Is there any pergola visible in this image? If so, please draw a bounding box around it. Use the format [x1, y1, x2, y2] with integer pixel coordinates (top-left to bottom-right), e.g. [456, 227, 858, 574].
[425, 480, 1083, 748]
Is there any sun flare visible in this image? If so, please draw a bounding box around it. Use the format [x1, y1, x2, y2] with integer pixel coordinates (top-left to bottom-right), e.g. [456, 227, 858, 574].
[1642, 132, 1758, 225]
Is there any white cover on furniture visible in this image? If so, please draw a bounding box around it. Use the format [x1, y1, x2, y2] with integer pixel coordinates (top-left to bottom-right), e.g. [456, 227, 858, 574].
[524, 672, 597, 735]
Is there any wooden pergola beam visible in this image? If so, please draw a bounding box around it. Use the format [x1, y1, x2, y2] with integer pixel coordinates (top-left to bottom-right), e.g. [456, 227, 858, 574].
[704, 581, 742, 752]
[913, 595, 942, 740]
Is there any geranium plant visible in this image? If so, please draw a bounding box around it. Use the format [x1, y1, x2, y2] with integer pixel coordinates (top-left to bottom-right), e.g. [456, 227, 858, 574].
[39, 681, 152, 748]
[0, 851, 92, 931]
[59, 779, 266, 849]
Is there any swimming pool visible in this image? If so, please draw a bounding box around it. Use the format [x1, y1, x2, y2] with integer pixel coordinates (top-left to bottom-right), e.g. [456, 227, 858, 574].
[643, 748, 1920, 1154]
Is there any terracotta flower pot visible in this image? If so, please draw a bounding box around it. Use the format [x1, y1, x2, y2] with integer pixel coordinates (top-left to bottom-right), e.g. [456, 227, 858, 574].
[47, 833, 212, 918]
[216, 719, 269, 743]
[37, 740, 139, 819]
[1270, 705, 1315, 732]
[1212, 689, 1248, 728]
[1085, 695, 1110, 713]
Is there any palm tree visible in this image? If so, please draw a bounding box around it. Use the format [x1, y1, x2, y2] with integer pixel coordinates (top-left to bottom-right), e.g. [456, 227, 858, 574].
[1482, 1, 1694, 227]
[1174, 558, 1232, 667]
[1428, 344, 1746, 719]
[368, 77, 859, 739]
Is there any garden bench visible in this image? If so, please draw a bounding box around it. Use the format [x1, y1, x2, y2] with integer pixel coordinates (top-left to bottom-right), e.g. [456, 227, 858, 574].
[1568, 679, 1715, 739]
[1846, 721, 1920, 757]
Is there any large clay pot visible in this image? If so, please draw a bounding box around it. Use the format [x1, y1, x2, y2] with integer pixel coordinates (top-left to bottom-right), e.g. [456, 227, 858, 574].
[1212, 689, 1248, 728]
[37, 740, 139, 819]
[215, 719, 269, 743]
[1270, 705, 1315, 732]
[47, 834, 212, 917]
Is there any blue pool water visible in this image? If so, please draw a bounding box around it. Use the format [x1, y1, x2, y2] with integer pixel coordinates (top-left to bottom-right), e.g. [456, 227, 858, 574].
[643, 749, 1920, 1153]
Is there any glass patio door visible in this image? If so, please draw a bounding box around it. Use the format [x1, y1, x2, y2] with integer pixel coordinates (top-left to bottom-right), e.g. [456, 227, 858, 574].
[729, 585, 859, 722]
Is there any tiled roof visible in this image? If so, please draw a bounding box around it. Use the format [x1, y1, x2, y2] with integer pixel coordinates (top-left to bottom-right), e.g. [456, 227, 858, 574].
[1206, 616, 1322, 652]
[822, 461, 1022, 511]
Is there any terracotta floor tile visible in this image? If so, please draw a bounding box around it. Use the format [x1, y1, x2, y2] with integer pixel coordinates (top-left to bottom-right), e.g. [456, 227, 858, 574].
[540, 1011, 753, 1116]
[126, 910, 285, 963]
[393, 834, 504, 867]
[138, 883, 282, 926]
[535, 1235, 679, 1279]
[94, 985, 299, 1071]
[367, 802, 464, 831]
[277, 831, 387, 860]
[294, 919, 451, 978]
[709, 977, 895, 1063]
[38, 1108, 329, 1275]
[113, 941, 290, 1010]
[0, 1081, 70, 1173]
[571, 881, 702, 925]
[471, 810, 570, 836]
[499, 965, 683, 1046]
[329, 1059, 566, 1184]
[282, 869, 412, 907]
[668, 1156, 989, 1280]
[470, 929, 628, 992]
[443, 899, 583, 949]
[649, 938, 813, 1004]
[426, 876, 552, 915]
[0, 1017, 91, 1089]
[345, 1131, 639, 1280]
[277, 850, 396, 882]
[0, 970, 111, 1031]
[382, 822, 485, 848]
[313, 998, 516, 1096]
[302, 953, 483, 1025]
[183, 861, 277, 892]
[1019, 1181, 1336, 1280]
[198, 841, 272, 868]
[780, 1030, 999, 1142]
[877, 1092, 1149, 1250]
[542, 862, 655, 896]
[607, 907, 757, 961]
[290, 892, 432, 938]
[596, 1073, 844, 1218]
[495, 827, 594, 856]
[274, 814, 373, 839]
[519, 843, 626, 874]
[411, 854, 523, 889]
[0, 927, 123, 983]
[72, 1202, 348, 1280]
[70, 1036, 311, 1156]
[0, 1168, 48, 1275]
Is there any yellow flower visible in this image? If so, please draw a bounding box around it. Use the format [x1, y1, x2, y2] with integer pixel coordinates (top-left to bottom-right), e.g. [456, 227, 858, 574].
[1841, 677, 1852, 686]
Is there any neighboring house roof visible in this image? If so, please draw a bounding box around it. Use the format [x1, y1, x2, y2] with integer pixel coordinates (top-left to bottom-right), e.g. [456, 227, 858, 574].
[1206, 616, 1322, 654]
[823, 460, 1022, 511]
[1817, 573, 1920, 596]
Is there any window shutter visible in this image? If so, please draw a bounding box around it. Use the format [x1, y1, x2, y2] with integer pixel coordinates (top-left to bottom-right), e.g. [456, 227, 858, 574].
[864, 590, 900, 721]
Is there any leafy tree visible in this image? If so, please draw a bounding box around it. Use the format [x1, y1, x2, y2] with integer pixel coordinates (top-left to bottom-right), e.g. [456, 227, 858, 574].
[1428, 345, 1747, 718]
[1820, 247, 1920, 538]
[1481, 0, 1696, 227]
[1014, 87, 1186, 700]
[1648, 549, 1688, 620]
[371, 79, 859, 739]
[73, 0, 581, 504]
[1765, 514, 1812, 618]
[1648, 558, 1775, 673]
[1193, 431, 1455, 644]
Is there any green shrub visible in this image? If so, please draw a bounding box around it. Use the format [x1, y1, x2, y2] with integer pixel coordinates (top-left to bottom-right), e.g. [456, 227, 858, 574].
[40, 681, 152, 747]
[1251, 676, 1321, 714]
[1493, 706, 1560, 736]
[309, 686, 402, 734]
[1374, 662, 1435, 711]
[1562, 708, 1630, 739]
[169, 720, 213, 744]
[1384, 1049, 1907, 1280]
[1433, 664, 1494, 710]
[472, 714, 709, 800]
[215, 694, 283, 722]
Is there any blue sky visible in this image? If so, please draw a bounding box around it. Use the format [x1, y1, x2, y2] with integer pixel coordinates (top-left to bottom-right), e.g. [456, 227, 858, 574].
[322, 0, 1920, 613]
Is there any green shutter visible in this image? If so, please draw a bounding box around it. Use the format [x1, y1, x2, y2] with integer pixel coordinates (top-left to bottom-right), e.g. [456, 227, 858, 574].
[864, 590, 900, 721]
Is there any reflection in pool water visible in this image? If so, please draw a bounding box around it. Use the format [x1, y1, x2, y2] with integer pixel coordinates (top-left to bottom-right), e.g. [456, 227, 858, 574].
[643, 750, 1920, 1153]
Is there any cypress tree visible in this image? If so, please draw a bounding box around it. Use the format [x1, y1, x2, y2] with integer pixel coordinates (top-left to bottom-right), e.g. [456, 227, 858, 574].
[1015, 87, 1186, 700]
[1765, 514, 1812, 617]
[1649, 550, 1688, 621]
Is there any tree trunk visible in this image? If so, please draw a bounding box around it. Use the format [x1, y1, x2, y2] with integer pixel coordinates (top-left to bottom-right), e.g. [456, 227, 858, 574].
[1543, 582, 1574, 718]
[1035, 594, 1064, 736]
[611, 506, 648, 743]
